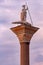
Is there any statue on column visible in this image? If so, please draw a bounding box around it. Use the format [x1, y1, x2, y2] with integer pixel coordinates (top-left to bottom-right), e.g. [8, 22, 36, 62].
[20, 5, 28, 21]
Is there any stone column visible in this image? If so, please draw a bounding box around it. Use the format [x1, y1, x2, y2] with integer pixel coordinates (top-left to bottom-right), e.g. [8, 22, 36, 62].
[20, 42, 29, 65]
[10, 24, 39, 65]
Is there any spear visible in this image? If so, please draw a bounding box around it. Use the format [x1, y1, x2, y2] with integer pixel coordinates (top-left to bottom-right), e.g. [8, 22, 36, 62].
[25, 2, 33, 25]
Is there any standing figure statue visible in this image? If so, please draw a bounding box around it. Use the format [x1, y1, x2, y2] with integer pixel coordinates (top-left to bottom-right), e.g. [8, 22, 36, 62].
[20, 5, 28, 21]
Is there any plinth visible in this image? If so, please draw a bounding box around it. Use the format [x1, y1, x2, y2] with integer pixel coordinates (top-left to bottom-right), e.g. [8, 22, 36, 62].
[10, 22, 39, 65]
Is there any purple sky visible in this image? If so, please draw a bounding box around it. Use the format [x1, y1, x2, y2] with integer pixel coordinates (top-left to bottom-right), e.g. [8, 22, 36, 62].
[0, 0, 43, 65]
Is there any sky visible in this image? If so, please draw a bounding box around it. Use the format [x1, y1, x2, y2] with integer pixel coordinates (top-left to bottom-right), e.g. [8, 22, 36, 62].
[0, 0, 43, 65]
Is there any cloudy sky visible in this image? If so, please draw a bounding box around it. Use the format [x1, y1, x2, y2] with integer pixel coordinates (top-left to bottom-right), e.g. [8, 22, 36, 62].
[0, 0, 43, 65]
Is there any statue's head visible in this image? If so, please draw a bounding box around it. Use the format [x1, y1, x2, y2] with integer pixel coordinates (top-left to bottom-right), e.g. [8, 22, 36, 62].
[22, 5, 25, 9]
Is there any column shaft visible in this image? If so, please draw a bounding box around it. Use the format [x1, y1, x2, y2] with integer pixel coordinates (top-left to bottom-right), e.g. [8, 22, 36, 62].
[20, 42, 30, 65]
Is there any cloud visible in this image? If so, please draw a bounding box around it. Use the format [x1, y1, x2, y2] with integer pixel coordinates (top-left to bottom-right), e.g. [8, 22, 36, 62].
[0, 24, 8, 37]
[0, 44, 20, 65]
[0, 0, 4, 3]
[0, 24, 20, 45]
[35, 55, 43, 62]
[34, 62, 43, 65]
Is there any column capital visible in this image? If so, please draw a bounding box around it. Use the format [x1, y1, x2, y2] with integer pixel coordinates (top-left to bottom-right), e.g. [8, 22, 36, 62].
[10, 23, 39, 43]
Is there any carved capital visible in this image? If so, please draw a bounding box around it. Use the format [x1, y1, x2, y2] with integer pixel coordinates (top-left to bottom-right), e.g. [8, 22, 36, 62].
[10, 24, 39, 43]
